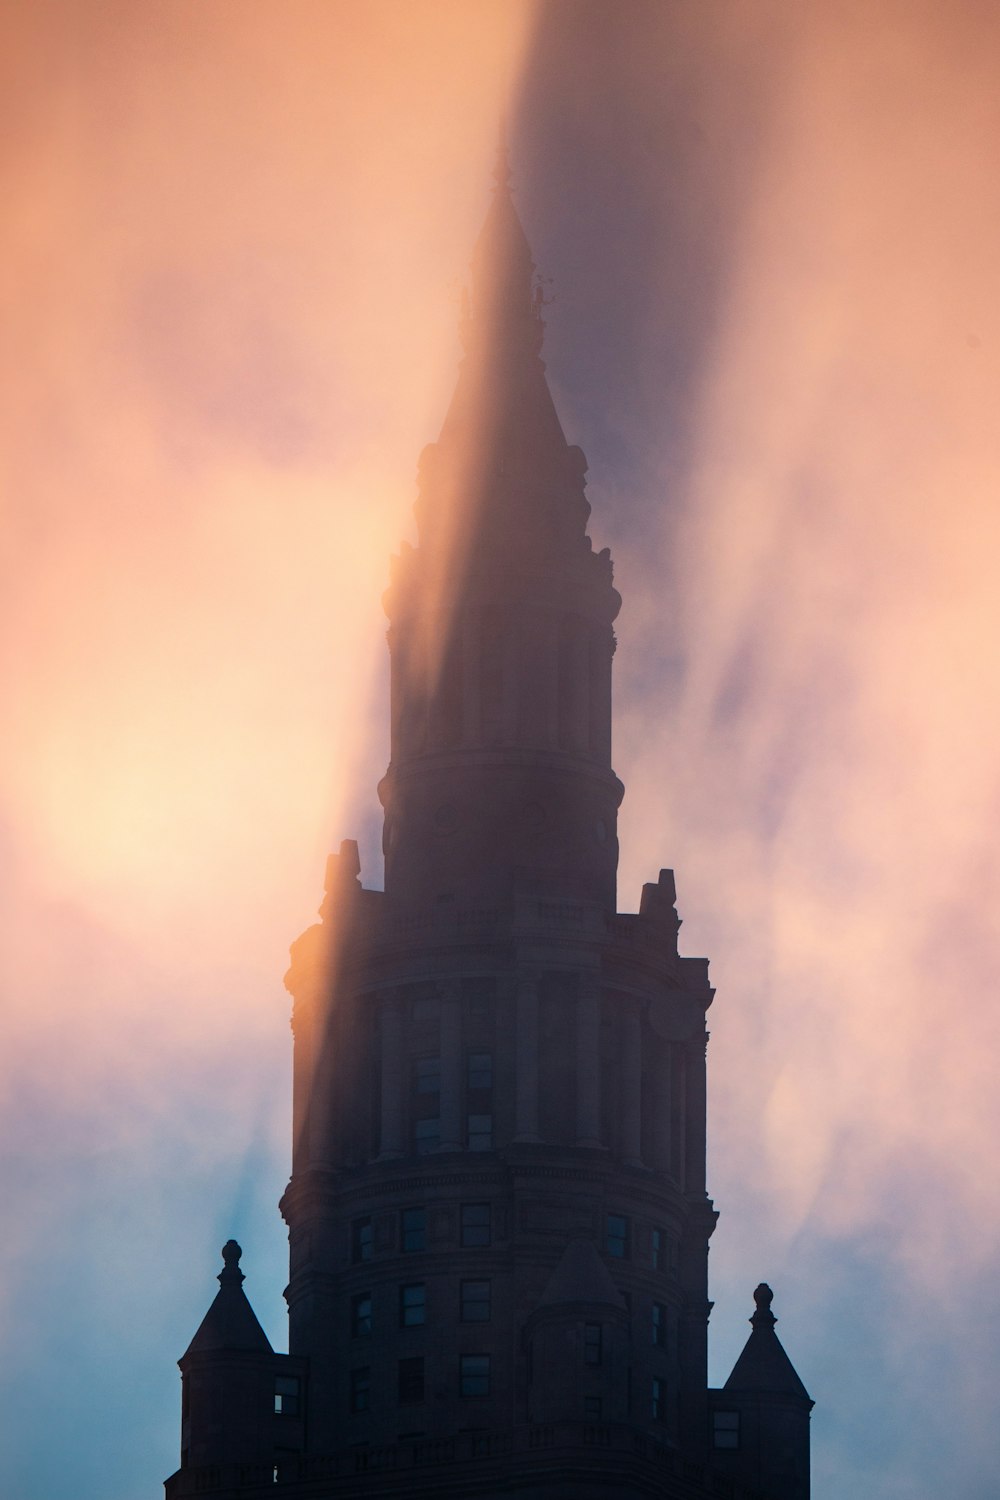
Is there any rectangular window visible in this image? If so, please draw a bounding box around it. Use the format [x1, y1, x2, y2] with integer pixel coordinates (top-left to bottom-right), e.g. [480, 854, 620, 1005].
[467, 1113, 493, 1151]
[584, 1396, 602, 1420]
[415, 1056, 441, 1094]
[351, 1292, 372, 1338]
[400, 1283, 426, 1327]
[352, 1217, 373, 1263]
[460, 1353, 490, 1397]
[415, 1117, 440, 1155]
[652, 1376, 665, 1422]
[584, 1323, 602, 1365]
[606, 1213, 629, 1259]
[652, 1302, 667, 1348]
[402, 1206, 426, 1252]
[461, 1202, 492, 1247]
[713, 1410, 740, 1449]
[398, 1356, 425, 1404]
[467, 1052, 493, 1090]
[460, 1280, 491, 1322]
[274, 1375, 299, 1416]
[651, 1227, 662, 1270]
[350, 1367, 370, 1413]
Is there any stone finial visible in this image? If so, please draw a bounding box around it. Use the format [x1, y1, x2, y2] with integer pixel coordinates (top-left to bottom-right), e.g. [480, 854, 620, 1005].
[218, 1239, 245, 1287]
[751, 1282, 777, 1330]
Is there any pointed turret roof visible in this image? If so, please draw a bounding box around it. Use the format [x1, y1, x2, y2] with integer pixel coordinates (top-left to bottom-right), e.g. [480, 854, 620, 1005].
[724, 1283, 812, 1403]
[182, 1240, 273, 1358]
[535, 1237, 628, 1312]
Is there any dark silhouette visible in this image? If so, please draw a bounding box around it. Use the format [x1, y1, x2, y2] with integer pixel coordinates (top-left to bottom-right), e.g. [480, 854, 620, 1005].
[166, 149, 812, 1500]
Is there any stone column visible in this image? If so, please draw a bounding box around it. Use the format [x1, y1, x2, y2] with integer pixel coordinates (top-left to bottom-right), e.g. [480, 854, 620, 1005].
[654, 1040, 673, 1176]
[575, 976, 603, 1148]
[620, 1005, 643, 1166]
[684, 1037, 708, 1194]
[513, 970, 541, 1142]
[376, 994, 404, 1160]
[438, 982, 463, 1152]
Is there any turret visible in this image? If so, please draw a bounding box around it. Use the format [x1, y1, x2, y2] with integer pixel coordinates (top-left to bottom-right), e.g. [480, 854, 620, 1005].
[709, 1284, 813, 1500]
[524, 1237, 631, 1427]
[167, 1242, 305, 1496]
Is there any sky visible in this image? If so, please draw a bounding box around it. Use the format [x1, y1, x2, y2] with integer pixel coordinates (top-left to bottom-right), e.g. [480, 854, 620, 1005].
[2, 2, 1000, 1496]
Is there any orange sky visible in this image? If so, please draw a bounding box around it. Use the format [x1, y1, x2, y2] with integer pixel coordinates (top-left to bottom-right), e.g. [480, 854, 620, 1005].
[2, 4, 999, 1496]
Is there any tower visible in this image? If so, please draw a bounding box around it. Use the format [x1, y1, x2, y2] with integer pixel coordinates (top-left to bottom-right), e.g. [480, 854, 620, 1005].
[166, 153, 812, 1500]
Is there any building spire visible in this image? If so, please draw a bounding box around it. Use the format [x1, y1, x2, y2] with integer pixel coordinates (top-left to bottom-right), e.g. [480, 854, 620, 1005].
[378, 143, 622, 910]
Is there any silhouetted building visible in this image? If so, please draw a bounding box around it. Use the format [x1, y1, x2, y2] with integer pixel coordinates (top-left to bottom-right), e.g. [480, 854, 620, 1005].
[165, 151, 812, 1500]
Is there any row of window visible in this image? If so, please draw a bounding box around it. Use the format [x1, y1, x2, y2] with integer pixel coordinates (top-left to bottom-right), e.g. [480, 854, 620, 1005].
[278, 1373, 735, 1444]
[414, 1052, 493, 1091]
[413, 1114, 493, 1154]
[351, 1291, 665, 1349]
[353, 1204, 491, 1262]
[352, 1208, 674, 1266]
[350, 1354, 491, 1411]
[347, 1360, 670, 1421]
[607, 1215, 677, 1272]
[412, 1052, 494, 1155]
[580, 1382, 667, 1422]
[352, 1280, 491, 1335]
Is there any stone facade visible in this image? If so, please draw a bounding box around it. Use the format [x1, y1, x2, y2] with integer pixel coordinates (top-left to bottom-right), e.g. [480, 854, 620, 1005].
[165, 153, 812, 1500]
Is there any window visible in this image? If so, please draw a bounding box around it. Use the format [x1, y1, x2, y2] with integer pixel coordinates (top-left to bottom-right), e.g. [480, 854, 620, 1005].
[274, 1375, 300, 1416]
[467, 1113, 493, 1151]
[415, 1056, 441, 1094]
[415, 1116, 440, 1155]
[350, 1367, 370, 1413]
[351, 1292, 372, 1338]
[402, 1206, 426, 1252]
[652, 1376, 665, 1422]
[584, 1396, 602, 1420]
[461, 1202, 491, 1247]
[713, 1410, 740, 1449]
[400, 1283, 426, 1327]
[584, 1323, 602, 1366]
[606, 1213, 629, 1259]
[398, 1356, 424, 1404]
[460, 1353, 490, 1397]
[651, 1227, 662, 1271]
[460, 1280, 491, 1322]
[467, 1052, 493, 1090]
[652, 1302, 667, 1348]
[352, 1217, 373, 1263]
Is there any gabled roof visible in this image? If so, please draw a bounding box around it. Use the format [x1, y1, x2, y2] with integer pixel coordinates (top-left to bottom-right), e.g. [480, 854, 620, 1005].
[724, 1283, 812, 1403]
[535, 1237, 627, 1311]
[182, 1240, 273, 1358]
